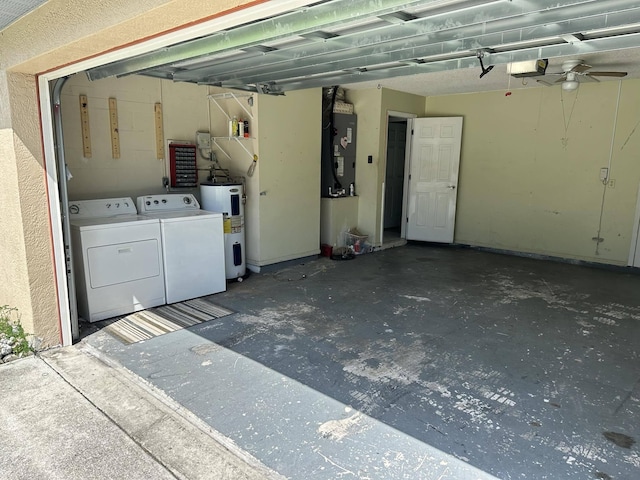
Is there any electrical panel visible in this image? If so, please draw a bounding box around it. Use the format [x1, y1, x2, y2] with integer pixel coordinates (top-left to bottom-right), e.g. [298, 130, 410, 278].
[321, 113, 357, 197]
[169, 143, 197, 188]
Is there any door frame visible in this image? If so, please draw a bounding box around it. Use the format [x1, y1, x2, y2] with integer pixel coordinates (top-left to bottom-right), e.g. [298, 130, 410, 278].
[381, 111, 416, 244]
[628, 181, 640, 266]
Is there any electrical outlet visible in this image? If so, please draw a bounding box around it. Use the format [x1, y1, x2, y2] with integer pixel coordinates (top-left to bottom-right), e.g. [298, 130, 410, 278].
[608, 179, 616, 188]
[599, 167, 609, 182]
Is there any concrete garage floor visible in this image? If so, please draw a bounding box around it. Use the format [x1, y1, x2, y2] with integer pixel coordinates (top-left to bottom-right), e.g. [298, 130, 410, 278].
[84, 244, 640, 479]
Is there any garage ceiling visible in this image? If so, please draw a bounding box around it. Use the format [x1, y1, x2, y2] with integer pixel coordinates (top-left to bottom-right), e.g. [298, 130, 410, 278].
[85, 0, 640, 96]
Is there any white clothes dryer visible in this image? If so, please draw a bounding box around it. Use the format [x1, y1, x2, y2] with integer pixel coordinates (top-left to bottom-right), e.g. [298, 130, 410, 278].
[137, 194, 226, 303]
[69, 198, 165, 322]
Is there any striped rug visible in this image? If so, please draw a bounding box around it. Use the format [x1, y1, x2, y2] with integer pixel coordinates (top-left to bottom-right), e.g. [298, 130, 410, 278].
[103, 298, 233, 345]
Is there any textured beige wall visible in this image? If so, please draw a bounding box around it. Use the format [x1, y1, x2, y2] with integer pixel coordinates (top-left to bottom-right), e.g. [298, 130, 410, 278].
[256, 88, 322, 265]
[426, 80, 640, 265]
[0, 0, 259, 345]
[0, 125, 33, 334]
[3, 0, 256, 74]
[0, 73, 60, 344]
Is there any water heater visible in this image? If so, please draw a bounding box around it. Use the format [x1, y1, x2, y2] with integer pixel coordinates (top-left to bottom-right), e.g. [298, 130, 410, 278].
[200, 182, 246, 280]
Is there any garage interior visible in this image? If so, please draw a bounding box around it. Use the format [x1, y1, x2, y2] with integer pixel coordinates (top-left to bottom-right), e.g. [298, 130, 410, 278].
[83, 245, 640, 479]
[6, 0, 640, 477]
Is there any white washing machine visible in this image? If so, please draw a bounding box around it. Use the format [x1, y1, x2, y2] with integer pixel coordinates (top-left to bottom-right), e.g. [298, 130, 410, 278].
[137, 194, 226, 303]
[69, 198, 165, 322]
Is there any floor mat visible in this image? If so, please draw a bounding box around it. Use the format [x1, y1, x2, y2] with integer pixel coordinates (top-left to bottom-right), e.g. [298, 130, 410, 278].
[102, 298, 233, 345]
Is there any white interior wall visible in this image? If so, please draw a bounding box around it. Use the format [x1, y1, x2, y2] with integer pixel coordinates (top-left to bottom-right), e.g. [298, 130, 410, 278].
[61, 73, 211, 200]
[205, 86, 261, 265]
[60, 74, 321, 269]
[61, 74, 640, 269]
[255, 88, 322, 266]
[427, 80, 640, 265]
[345, 87, 426, 245]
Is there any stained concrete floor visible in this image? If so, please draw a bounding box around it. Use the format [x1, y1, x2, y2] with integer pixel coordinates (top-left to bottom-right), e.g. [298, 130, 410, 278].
[84, 244, 640, 479]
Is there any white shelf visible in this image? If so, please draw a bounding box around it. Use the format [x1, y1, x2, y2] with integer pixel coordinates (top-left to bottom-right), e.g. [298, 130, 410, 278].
[212, 136, 254, 140]
[211, 136, 254, 160]
[208, 92, 254, 121]
[207, 92, 256, 160]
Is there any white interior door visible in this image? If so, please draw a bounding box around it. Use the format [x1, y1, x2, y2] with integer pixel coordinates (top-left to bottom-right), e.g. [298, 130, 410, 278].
[406, 117, 463, 243]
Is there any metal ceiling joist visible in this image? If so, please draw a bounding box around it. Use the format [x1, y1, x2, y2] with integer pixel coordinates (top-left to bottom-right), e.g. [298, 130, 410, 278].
[84, 0, 640, 95]
[85, 0, 434, 80]
[173, 0, 624, 84]
[272, 32, 640, 91]
[190, 3, 640, 86]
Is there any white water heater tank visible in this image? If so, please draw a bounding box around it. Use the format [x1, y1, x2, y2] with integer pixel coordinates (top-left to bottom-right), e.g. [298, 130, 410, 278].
[200, 182, 246, 280]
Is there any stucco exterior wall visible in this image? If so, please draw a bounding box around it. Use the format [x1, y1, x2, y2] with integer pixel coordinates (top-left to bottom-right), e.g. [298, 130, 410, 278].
[0, 110, 34, 338]
[0, 71, 59, 345]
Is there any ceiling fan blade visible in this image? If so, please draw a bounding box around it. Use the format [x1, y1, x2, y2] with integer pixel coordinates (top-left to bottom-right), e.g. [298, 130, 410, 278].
[571, 63, 591, 73]
[554, 76, 567, 84]
[582, 75, 600, 83]
[587, 71, 628, 77]
[536, 79, 553, 86]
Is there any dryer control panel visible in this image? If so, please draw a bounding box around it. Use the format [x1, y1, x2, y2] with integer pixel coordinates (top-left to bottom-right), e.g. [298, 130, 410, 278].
[68, 197, 137, 218]
[137, 194, 201, 213]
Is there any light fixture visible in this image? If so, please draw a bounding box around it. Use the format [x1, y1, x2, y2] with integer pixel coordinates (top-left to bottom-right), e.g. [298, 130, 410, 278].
[562, 72, 579, 91]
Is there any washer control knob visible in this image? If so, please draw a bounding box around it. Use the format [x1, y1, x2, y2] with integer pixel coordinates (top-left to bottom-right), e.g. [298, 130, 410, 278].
[154, 200, 159, 204]
[183, 196, 191, 204]
[146, 201, 151, 206]
[161, 199, 167, 203]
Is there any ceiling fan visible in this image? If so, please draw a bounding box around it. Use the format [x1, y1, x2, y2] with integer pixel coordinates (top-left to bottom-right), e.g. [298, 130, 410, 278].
[537, 59, 627, 91]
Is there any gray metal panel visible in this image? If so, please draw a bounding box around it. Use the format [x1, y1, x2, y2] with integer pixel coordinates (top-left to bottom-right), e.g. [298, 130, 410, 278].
[86, 0, 429, 80]
[322, 113, 356, 196]
[83, 0, 640, 94]
[174, 1, 640, 85]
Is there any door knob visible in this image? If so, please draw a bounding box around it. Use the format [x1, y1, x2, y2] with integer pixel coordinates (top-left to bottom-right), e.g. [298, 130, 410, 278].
[448, 185, 456, 189]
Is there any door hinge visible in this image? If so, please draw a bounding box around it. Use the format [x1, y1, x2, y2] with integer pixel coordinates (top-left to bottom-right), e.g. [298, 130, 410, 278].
[411, 129, 414, 135]
[408, 174, 411, 180]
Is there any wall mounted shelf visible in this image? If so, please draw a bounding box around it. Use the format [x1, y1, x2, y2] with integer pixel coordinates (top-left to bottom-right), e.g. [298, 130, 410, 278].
[211, 136, 254, 160]
[208, 92, 254, 121]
